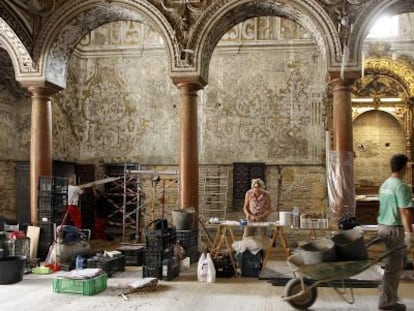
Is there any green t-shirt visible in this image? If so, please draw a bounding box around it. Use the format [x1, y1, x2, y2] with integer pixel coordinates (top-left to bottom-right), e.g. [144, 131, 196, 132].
[377, 177, 414, 226]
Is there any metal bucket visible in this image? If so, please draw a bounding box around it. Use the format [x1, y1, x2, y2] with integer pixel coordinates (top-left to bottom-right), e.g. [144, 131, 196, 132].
[296, 238, 336, 265]
[172, 210, 195, 230]
[332, 228, 368, 261]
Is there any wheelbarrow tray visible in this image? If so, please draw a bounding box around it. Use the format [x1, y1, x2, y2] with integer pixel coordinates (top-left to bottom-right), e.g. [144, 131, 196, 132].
[295, 260, 372, 281]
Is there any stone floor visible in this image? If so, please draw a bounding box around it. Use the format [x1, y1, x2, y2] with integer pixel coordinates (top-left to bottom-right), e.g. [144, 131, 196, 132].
[2, 258, 414, 311]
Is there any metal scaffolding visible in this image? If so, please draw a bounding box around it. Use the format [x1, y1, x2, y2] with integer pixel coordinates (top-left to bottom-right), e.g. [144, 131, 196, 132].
[122, 167, 179, 243]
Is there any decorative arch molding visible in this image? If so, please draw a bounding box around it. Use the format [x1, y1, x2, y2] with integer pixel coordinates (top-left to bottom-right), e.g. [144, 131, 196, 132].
[350, 0, 414, 74]
[181, 0, 341, 84]
[0, 18, 34, 79]
[364, 57, 414, 97]
[29, 0, 178, 89]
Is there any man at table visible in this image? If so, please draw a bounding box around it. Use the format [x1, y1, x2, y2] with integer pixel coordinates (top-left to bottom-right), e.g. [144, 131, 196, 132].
[242, 178, 271, 238]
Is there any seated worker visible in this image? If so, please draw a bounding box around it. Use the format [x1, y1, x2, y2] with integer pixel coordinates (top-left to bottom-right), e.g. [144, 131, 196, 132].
[242, 178, 271, 239]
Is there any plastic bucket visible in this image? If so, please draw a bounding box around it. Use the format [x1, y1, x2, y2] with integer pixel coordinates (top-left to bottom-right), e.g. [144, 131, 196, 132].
[296, 238, 336, 265]
[0, 256, 26, 284]
[172, 210, 195, 230]
[279, 211, 292, 226]
[332, 228, 368, 261]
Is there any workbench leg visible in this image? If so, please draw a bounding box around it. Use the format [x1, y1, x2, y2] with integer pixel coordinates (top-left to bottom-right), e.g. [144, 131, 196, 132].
[262, 227, 289, 271]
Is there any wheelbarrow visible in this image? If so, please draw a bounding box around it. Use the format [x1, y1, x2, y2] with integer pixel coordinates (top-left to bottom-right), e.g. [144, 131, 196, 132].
[281, 238, 406, 310]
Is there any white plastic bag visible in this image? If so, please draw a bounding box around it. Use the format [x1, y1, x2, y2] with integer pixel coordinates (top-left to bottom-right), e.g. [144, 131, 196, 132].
[206, 253, 216, 283]
[197, 253, 207, 282]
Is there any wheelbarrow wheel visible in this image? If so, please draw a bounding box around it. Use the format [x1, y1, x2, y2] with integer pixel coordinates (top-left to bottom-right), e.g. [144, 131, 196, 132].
[284, 277, 317, 310]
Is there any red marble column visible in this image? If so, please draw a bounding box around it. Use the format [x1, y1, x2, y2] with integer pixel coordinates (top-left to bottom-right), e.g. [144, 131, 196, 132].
[407, 97, 414, 190]
[27, 86, 57, 225]
[173, 78, 204, 217]
[328, 72, 359, 225]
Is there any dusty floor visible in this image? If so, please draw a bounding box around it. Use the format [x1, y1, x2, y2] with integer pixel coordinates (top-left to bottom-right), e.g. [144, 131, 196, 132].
[2, 259, 414, 311]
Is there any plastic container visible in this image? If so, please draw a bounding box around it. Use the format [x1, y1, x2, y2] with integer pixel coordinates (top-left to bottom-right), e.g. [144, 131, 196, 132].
[172, 210, 195, 229]
[332, 228, 368, 261]
[53, 273, 107, 295]
[291, 207, 300, 228]
[75, 255, 84, 270]
[296, 238, 336, 265]
[279, 211, 292, 226]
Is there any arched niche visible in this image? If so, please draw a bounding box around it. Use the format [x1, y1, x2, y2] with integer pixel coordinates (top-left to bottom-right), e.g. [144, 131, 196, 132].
[352, 71, 412, 193]
[353, 110, 405, 193]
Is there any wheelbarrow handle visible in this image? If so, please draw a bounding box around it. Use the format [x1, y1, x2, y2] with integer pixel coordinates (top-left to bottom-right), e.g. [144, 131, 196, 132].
[375, 244, 407, 263]
[365, 237, 382, 249]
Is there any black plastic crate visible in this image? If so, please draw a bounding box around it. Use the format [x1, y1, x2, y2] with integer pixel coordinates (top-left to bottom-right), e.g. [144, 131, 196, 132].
[87, 255, 125, 277]
[53, 177, 68, 194]
[117, 245, 145, 266]
[38, 194, 67, 223]
[143, 263, 162, 279]
[237, 250, 263, 277]
[38, 176, 68, 194]
[38, 176, 54, 193]
[176, 229, 198, 249]
[145, 228, 176, 244]
[144, 250, 164, 264]
[162, 257, 179, 281]
[213, 253, 235, 278]
[184, 245, 199, 264]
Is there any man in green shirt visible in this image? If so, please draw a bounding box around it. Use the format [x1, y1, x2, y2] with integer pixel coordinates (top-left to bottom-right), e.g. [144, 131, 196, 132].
[377, 154, 414, 311]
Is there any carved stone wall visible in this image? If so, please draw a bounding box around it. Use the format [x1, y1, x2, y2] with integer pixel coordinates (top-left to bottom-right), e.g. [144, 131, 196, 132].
[0, 50, 30, 220]
[53, 19, 326, 167]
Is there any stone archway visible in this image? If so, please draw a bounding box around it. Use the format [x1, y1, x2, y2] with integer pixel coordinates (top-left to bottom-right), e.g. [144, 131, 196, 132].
[31, 0, 178, 89]
[183, 0, 341, 84]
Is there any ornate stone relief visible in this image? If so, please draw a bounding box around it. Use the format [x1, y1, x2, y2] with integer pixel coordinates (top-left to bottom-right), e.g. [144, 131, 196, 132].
[184, 0, 338, 82]
[317, 0, 370, 48]
[44, 4, 150, 88]
[0, 1, 33, 50]
[0, 18, 34, 76]
[0, 51, 31, 160]
[201, 47, 326, 164]
[0, 50, 29, 99]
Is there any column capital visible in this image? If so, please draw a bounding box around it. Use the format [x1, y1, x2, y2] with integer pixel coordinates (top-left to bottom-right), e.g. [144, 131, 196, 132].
[171, 75, 206, 91]
[22, 81, 63, 98]
[326, 70, 360, 88]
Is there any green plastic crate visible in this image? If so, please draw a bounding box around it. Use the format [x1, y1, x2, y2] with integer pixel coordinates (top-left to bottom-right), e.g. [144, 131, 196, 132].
[53, 273, 107, 295]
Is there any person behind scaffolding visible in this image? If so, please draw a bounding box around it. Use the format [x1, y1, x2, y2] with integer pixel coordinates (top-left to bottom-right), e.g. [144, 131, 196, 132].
[67, 177, 84, 229]
[92, 184, 110, 240]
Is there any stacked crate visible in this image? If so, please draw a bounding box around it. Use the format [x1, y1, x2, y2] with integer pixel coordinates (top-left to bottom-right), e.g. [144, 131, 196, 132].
[116, 244, 145, 266]
[176, 229, 198, 263]
[143, 227, 176, 279]
[4, 238, 31, 272]
[86, 255, 126, 277]
[37, 176, 68, 259]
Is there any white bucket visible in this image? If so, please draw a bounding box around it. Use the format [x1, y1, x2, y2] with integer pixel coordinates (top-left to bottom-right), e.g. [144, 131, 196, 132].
[279, 211, 292, 226]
